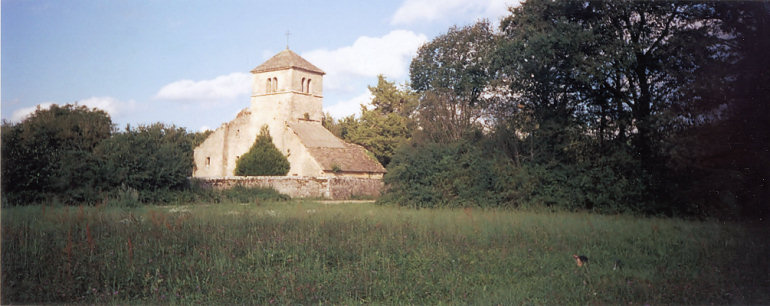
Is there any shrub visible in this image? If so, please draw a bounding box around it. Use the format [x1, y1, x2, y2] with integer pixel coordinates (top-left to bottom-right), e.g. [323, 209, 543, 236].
[1, 104, 112, 205]
[381, 136, 651, 214]
[95, 123, 194, 203]
[235, 125, 290, 176]
[380, 139, 500, 208]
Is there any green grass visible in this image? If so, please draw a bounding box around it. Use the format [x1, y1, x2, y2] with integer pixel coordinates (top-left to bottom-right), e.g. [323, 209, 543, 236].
[2, 201, 768, 304]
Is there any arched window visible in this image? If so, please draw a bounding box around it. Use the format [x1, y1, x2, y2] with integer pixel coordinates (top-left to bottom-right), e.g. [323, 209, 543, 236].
[301, 77, 306, 92]
[273, 77, 278, 92]
[306, 79, 311, 93]
[266, 78, 272, 93]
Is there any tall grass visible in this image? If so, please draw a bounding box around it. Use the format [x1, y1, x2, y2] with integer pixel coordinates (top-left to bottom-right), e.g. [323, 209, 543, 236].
[2, 201, 768, 304]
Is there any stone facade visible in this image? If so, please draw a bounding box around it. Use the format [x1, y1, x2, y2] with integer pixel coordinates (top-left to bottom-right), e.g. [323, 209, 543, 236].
[193, 49, 386, 180]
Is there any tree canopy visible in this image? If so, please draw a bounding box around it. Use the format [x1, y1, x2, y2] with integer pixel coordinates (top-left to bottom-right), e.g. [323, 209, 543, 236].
[2, 104, 209, 205]
[1, 104, 113, 204]
[376, 0, 770, 218]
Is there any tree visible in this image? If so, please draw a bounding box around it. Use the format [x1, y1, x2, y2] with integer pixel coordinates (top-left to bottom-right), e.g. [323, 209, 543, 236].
[663, 2, 770, 217]
[1, 104, 113, 205]
[368, 74, 419, 117]
[345, 107, 411, 167]
[496, 1, 729, 164]
[485, 0, 744, 214]
[410, 21, 496, 142]
[95, 123, 194, 195]
[234, 125, 289, 176]
[342, 75, 417, 166]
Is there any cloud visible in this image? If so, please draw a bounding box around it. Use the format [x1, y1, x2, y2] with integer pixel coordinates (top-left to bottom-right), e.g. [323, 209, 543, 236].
[79, 96, 129, 116]
[154, 72, 252, 102]
[391, 0, 519, 25]
[303, 30, 427, 91]
[325, 91, 373, 119]
[9, 96, 137, 123]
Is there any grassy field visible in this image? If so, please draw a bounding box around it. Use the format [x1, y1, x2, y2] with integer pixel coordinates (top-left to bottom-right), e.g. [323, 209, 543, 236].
[2, 200, 768, 304]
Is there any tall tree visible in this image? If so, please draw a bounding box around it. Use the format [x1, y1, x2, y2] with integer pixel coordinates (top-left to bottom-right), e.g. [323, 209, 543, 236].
[496, 1, 730, 166]
[343, 75, 417, 166]
[368, 74, 419, 117]
[410, 21, 496, 142]
[494, 0, 599, 164]
[664, 2, 770, 217]
[1, 104, 113, 204]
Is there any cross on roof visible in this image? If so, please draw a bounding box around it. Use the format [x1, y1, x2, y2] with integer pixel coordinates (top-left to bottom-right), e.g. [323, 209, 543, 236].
[285, 30, 291, 49]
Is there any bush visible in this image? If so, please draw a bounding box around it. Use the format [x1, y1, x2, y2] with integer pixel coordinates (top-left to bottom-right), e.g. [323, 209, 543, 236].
[380, 139, 501, 208]
[381, 136, 651, 214]
[498, 157, 647, 214]
[1, 104, 112, 205]
[95, 123, 193, 203]
[235, 125, 289, 176]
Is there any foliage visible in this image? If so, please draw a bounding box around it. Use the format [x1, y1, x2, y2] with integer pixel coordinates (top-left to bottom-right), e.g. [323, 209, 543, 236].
[381, 135, 648, 214]
[344, 108, 412, 167]
[95, 123, 194, 202]
[660, 2, 770, 218]
[325, 75, 417, 166]
[368, 74, 419, 117]
[377, 0, 769, 218]
[2, 202, 768, 304]
[234, 125, 289, 176]
[381, 137, 501, 208]
[1, 107, 217, 205]
[218, 185, 290, 203]
[410, 21, 496, 142]
[1, 104, 113, 205]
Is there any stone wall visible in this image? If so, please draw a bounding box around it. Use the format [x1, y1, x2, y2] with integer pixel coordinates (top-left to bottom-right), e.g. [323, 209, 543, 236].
[194, 176, 384, 200]
[327, 176, 385, 200]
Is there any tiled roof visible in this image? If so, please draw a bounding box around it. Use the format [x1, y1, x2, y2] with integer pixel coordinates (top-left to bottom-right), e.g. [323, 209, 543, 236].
[287, 121, 344, 148]
[287, 121, 386, 174]
[307, 144, 387, 174]
[251, 49, 325, 75]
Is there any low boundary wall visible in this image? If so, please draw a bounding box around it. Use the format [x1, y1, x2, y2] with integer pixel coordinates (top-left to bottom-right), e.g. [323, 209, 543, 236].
[193, 176, 384, 200]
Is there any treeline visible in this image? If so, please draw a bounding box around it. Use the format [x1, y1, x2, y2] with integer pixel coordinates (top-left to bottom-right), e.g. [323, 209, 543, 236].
[1, 104, 213, 206]
[327, 1, 769, 219]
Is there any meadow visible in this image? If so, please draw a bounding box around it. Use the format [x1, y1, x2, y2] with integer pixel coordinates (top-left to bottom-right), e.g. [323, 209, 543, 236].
[2, 199, 768, 304]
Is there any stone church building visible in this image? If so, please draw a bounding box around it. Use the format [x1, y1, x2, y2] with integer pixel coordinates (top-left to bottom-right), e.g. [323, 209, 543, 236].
[193, 49, 386, 179]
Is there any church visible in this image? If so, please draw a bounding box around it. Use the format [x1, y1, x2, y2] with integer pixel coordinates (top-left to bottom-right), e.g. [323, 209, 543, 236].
[192, 49, 386, 179]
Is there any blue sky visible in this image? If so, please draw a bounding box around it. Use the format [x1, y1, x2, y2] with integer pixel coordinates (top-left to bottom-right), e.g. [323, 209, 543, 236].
[2, 0, 517, 132]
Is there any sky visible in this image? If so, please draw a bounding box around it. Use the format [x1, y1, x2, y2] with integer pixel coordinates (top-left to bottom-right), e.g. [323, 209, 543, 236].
[2, 0, 519, 132]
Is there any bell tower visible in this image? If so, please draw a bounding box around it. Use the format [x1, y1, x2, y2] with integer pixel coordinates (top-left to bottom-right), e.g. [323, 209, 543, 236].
[249, 49, 325, 125]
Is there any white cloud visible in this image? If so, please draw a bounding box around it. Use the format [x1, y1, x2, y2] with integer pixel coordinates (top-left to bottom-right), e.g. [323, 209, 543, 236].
[391, 0, 519, 25]
[79, 96, 125, 116]
[9, 97, 137, 123]
[303, 30, 427, 91]
[325, 91, 373, 119]
[154, 72, 252, 102]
